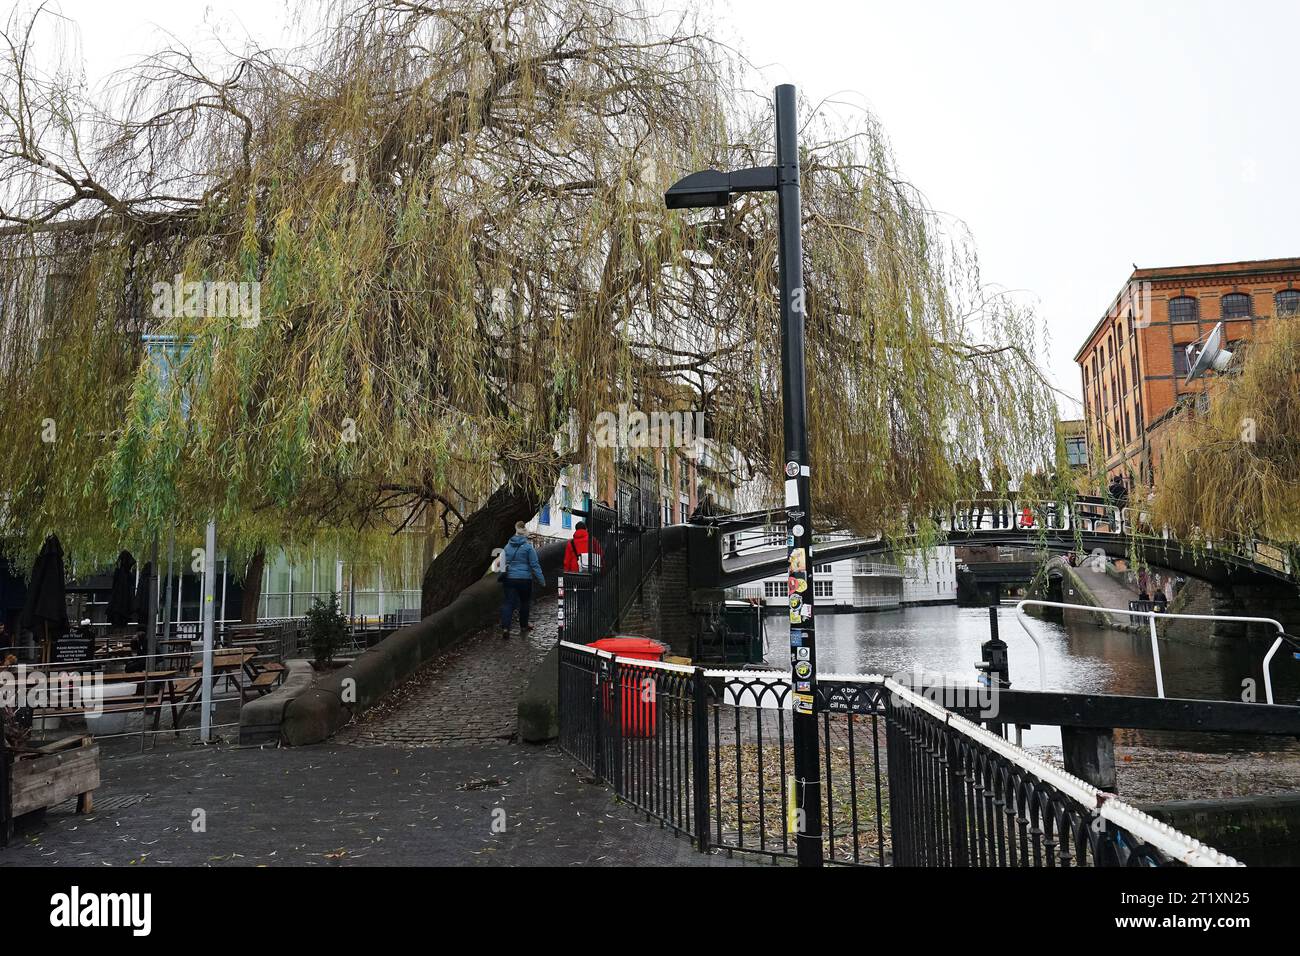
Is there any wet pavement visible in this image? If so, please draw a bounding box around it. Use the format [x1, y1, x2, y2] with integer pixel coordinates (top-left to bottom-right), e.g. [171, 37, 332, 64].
[0, 740, 748, 866]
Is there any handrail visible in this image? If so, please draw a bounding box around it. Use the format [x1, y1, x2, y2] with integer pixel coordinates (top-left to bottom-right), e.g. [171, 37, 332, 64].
[882, 675, 1242, 867]
[705, 498, 1296, 585]
[1016, 599, 1290, 704]
[559, 639, 1242, 866]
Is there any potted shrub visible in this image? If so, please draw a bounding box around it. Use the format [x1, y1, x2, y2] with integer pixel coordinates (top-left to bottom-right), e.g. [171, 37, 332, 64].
[304, 592, 348, 668]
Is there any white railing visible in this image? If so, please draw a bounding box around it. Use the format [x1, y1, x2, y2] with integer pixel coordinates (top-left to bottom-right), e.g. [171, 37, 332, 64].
[723, 499, 1293, 583]
[852, 560, 902, 576]
[883, 675, 1242, 867]
[1015, 599, 1293, 704]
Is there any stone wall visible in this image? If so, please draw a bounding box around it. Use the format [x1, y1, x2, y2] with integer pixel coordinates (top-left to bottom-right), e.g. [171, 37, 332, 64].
[1141, 794, 1300, 866]
[1159, 576, 1300, 646]
[608, 526, 714, 658]
[280, 541, 565, 745]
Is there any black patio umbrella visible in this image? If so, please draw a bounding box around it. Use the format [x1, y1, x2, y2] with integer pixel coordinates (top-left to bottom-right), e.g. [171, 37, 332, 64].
[106, 550, 137, 628]
[20, 534, 69, 659]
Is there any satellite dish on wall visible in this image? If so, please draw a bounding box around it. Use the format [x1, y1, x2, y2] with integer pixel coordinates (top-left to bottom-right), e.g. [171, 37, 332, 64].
[1185, 321, 1234, 383]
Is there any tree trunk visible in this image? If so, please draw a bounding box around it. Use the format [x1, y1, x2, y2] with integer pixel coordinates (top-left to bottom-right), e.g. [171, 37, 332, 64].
[420, 479, 541, 618]
[240, 548, 266, 624]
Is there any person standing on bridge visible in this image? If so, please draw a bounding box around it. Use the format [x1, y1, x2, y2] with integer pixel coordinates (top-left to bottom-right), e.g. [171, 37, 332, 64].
[500, 521, 545, 639]
[1108, 473, 1128, 511]
[563, 520, 603, 573]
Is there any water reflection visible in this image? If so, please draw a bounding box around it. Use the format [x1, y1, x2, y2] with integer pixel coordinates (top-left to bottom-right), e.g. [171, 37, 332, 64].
[762, 604, 1300, 753]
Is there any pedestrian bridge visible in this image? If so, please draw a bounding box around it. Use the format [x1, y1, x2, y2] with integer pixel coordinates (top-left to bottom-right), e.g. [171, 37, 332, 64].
[687, 499, 1295, 589]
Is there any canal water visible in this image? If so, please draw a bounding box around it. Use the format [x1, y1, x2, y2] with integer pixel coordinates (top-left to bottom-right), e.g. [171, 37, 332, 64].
[761, 603, 1300, 753]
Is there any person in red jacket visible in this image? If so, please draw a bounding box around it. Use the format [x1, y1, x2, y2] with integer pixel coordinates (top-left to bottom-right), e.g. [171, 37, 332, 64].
[563, 521, 604, 573]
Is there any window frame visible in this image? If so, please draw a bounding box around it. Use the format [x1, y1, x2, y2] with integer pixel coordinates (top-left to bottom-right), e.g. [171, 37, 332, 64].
[1221, 292, 1252, 319]
[1168, 296, 1199, 324]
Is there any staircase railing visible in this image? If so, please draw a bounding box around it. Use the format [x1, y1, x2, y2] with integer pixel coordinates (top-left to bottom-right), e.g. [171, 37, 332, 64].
[558, 460, 664, 645]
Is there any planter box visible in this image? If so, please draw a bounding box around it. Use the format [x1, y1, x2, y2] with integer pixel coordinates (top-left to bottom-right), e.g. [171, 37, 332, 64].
[9, 736, 100, 818]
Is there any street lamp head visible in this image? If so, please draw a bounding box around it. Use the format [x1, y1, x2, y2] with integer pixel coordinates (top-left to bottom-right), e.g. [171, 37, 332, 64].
[664, 169, 733, 209]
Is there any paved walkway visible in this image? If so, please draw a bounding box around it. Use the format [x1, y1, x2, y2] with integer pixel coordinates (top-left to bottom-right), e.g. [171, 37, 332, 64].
[335, 597, 558, 748]
[0, 741, 746, 866]
[2, 596, 760, 866]
[1063, 561, 1142, 629]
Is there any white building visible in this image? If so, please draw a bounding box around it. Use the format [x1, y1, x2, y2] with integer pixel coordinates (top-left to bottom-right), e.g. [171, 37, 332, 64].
[747, 546, 958, 612]
[900, 547, 960, 605]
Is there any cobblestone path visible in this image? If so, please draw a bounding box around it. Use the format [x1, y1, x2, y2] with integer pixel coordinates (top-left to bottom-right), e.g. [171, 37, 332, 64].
[334, 596, 558, 747]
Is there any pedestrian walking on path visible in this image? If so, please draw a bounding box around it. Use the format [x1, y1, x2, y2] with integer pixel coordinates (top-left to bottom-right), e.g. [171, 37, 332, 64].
[500, 521, 545, 639]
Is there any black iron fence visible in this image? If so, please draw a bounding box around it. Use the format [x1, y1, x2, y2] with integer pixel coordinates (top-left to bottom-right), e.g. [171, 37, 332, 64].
[558, 642, 1240, 868]
[558, 462, 663, 646]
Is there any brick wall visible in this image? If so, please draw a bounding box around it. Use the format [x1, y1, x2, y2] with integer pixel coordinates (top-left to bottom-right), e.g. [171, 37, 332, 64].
[655, 546, 692, 655]
[1160, 577, 1300, 645]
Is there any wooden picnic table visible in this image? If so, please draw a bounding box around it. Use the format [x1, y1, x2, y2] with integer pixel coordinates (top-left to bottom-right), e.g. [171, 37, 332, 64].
[98, 669, 179, 684]
[27, 668, 190, 735]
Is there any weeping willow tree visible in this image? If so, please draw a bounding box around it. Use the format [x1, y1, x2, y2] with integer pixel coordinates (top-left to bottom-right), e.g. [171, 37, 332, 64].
[1148, 317, 1300, 543]
[0, 0, 1057, 618]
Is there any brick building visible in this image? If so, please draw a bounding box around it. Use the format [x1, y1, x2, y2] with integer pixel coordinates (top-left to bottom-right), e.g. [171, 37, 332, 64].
[1074, 257, 1300, 485]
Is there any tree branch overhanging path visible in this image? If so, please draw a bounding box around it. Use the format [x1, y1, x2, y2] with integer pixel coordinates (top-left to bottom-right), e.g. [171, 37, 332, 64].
[0, 0, 1058, 618]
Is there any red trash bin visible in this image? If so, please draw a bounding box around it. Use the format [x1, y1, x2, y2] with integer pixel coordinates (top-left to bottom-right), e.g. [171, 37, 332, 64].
[589, 636, 666, 738]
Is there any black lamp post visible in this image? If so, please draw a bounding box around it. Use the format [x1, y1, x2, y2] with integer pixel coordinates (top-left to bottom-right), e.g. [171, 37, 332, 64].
[665, 84, 823, 867]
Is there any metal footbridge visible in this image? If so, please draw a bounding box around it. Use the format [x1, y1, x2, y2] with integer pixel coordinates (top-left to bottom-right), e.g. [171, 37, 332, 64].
[687, 498, 1295, 589]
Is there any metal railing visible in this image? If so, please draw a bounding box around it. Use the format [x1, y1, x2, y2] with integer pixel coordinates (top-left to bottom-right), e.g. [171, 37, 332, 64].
[1014, 599, 1298, 704]
[706, 498, 1298, 587]
[882, 676, 1238, 867]
[557, 641, 1238, 867]
[0, 641, 282, 752]
[558, 467, 664, 645]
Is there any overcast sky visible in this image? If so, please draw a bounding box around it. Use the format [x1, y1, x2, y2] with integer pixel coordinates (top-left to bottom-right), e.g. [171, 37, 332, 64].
[34, 0, 1300, 412]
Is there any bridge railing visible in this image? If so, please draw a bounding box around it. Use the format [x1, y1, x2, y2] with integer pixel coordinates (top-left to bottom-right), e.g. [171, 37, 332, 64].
[705, 499, 1296, 586]
[557, 641, 1240, 867]
[1118, 509, 1295, 577]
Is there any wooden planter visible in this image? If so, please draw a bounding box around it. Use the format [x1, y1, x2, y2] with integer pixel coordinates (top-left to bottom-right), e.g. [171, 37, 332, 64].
[9, 735, 100, 818]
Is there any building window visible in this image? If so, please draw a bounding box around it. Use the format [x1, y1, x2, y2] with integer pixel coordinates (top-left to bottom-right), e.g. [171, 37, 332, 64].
[1221, 293, 1251, 319]
[561, 488, 572, 530]
[813, 579, 834, 599]
[1065, 436, 1087, 467]
[1277, 290, 1300, 317]
[764, 581, 785, 598]
[1168, 296, 1199, 323]
[539, 502, 551, 525]
[1173, 343, 1191, 377]
[815, 564, 833, 574]
[680, 501, 689, 524]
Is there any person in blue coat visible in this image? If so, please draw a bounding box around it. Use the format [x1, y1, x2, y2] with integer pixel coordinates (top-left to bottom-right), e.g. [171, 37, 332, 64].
[500, 522, 545, 638]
